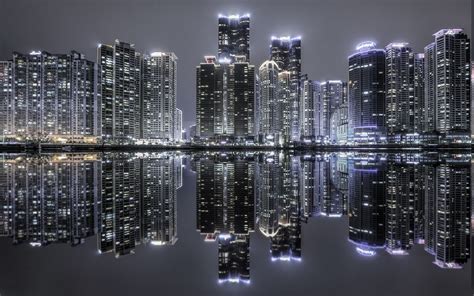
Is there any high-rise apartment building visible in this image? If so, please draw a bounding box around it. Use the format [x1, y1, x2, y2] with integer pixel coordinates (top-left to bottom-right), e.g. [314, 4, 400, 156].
[258, 60, 281, 139]
[299, 75, 315, 141]
[196, 56, 255, 141]
[0, 61, 12, 140]
[385, 43, 415, 143]
[175, 108, 183, 142]
[414, 53, 425, 135]
[317, 80, 347, 143]
[2, 51, 99, 143]
[270, 36, 302, 141]
[348, 42, 386, 143]
[142, 52, 178, 142]
[430, 30, 470, 143]
[98, 40, 141, 144]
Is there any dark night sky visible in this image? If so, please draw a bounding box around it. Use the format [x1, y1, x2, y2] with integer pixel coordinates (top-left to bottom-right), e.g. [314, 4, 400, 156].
[0, 0, 471, 128]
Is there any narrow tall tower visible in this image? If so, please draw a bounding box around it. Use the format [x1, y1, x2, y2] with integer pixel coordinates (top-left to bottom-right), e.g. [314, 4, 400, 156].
[218, 14, 250, 63]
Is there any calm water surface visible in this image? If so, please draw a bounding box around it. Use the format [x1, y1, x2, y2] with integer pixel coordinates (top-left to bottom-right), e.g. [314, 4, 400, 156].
[0, 151, 472, 296]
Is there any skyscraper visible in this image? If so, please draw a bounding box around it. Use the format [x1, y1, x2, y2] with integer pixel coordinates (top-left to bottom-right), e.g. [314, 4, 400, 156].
[270, 36, 302, 141]
[299, 75, 315, 141]
[98, 40, 141, 144]
[0, 61, 12, 140]
[471, 61, 474, 139]
[218, 14, 250, 63]
[348, 42, 386, 144]
[232, 58, 256, 139]
[258, 60, 281, 140]
[431, 29, 470, 143]
[5, 51, 99, 143]
[175, 108, 183, 142]
[142, 52, 178, 142]
[318, 80, 348, 143]
[414, 53, 425, 135]
[423, 43, 437, 136]
[385, 43, 415, 143]
[278, 71, 292, 143]
[196, 56, 255, 141]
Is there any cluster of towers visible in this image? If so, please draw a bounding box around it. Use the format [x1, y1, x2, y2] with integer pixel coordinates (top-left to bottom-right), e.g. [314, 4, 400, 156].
[196, 15, 256, 142]
[0, 41, 181, 144]
[349, 33, 471, 145]
[195, 15, 471, 145]
[0, 14, 469, 146]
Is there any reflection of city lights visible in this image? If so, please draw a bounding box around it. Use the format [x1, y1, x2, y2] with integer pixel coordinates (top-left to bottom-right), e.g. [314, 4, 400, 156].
[218, 233, 232, 240]
[151, 241, 166, 246]
[386, 249, 408, 256]
[271, 256, 302, 262]
[433, 260, 462, 269]
[356, 247, 376, 257]
[218, 278, 251, 284]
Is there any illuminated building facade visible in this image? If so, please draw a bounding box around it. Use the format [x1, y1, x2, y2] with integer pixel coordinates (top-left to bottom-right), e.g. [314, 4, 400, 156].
[270, 36, 302, 141]
[317, 80, 348, 143]
[385, 43, 415, 143]
[429, 29, 471, 143]
[196, 56, 255, 141]
[348, 42, 386, 143]
[175, 108, 183, 142]
[98, 40, 141, 144]
[299, 75, 316, 141]
[0, 61, 12, 140]
[258, 60, 281, 141]
[2, 51, 99, 143]
[414, 53, 425, 135]
[142, 52, 178, 142]
[218, 14, 250, 63]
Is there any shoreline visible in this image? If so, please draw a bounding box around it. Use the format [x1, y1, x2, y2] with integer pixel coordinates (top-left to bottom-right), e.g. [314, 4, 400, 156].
[0, 143, 471, 153]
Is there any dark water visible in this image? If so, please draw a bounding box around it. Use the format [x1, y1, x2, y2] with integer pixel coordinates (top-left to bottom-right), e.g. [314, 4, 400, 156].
[0, 151, 472, 296]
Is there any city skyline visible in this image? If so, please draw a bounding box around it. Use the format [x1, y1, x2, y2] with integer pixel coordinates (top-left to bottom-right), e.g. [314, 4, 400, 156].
[0, 14, 471, 145]
[1, 0, 471, 126]
[1, 2, 473, 295]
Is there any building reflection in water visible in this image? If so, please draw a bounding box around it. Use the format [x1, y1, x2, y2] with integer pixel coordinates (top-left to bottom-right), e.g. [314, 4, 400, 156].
[99, 152, 182, 257]
[0, 152, 182, 258]
[256, 153, 306, 263]
[0, 151, 471, 283]
[194, 152, 255, 284]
